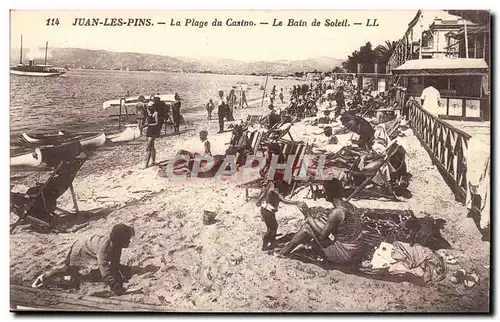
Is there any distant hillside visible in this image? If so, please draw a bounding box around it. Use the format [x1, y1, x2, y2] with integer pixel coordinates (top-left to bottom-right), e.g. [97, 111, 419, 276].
[10, 47, 344, 75]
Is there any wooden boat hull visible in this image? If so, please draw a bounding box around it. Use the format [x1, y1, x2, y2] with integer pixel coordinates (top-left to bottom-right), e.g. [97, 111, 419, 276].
[103, 94, 175, 110]
[108, 125, 141, 143]
[11, 148, 42, 167]
[10, 70, 65, 77]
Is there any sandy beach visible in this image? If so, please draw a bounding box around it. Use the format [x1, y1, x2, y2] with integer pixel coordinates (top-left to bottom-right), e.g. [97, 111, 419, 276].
[10, 94, 489, 312]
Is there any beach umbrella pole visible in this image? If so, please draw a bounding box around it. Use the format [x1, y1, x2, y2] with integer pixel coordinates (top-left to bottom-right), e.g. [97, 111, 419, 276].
[261, 76, 269, 108]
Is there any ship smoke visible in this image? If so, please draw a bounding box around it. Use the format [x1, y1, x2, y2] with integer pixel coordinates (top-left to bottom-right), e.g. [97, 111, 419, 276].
[24, 47, 52, 62]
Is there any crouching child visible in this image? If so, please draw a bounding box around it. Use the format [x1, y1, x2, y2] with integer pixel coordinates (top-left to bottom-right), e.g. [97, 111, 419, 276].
[32, 224, 135, 296]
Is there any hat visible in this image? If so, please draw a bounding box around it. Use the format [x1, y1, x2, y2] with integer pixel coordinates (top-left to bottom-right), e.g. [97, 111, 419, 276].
[148, 101, 155, 107]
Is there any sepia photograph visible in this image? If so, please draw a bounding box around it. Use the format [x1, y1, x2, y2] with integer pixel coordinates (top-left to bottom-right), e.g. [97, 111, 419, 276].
[8, 8, 491, 313]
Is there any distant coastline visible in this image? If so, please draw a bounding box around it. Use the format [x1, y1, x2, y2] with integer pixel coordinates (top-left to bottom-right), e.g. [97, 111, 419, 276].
[10, 47, 344, 76]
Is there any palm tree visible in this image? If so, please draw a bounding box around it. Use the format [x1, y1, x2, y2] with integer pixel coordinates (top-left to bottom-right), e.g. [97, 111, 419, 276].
[374, 40, 398, 64]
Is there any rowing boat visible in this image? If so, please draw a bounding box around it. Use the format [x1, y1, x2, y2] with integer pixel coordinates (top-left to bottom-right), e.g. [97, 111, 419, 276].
[102, 94, 176, 110]
[80, 133, 106, 148]
[108, 125, 141, 143]
[11, 148, 43, 167]
[21, 131, 65, 144]
[21, 132, 106, 149]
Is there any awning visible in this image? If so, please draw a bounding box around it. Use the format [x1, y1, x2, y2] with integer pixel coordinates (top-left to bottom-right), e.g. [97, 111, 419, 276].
[392, 58, 488, 76]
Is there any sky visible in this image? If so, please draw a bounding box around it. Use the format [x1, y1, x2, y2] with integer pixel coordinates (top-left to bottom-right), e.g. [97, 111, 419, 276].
[10, 10, 460, 61]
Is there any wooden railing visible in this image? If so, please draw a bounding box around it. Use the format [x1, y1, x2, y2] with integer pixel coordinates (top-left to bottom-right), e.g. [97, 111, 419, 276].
[407, 100, 471, 203]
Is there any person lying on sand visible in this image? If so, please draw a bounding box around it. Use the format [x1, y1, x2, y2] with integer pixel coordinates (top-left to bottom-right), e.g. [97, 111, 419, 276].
[279, 179, 363, 265]
[311, 126, 339, 153]
[256, 181, 300, 251]
[32, 224, 135, 296]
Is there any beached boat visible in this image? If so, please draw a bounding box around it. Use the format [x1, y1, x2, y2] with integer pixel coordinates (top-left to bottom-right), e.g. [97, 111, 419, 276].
[102, 94, 176, 110]
[80, 133, 106, 148]
[10, 36, 67, 77]
[21, 132, 106, 149]
[107, 125, 141, 143]
[11, 148, 43, 167]
[21, 131, 66, 144]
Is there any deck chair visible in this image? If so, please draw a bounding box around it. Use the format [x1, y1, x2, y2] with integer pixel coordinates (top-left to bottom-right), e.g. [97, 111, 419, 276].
[10, 154, 87, 230]
[261, 121, 294, 145]
[245, 115, 263, 127]
[246, 129, 266, 155]
[239, 141, 310, 202]
[40, 141, 86, 168]
[345, 140, 402, 201]
[298, 141, 403, 202]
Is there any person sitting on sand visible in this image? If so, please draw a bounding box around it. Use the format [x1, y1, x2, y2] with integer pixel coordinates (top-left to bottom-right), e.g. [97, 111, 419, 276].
[279, 179, 363, 265]
[323, 126, 339, 145]
[260, 142, 286, 177]
[227, 125, 248, 167]
[316, 110, 333, 125]
[143, 101, 161, 168]
[199, 130, 212, 156]
[268, 105, 281, 129]
[311, 126, 339, 153]
[32, 224, 135, 296]
[256, 181, 300, 251]
[206, 99, 214, 120]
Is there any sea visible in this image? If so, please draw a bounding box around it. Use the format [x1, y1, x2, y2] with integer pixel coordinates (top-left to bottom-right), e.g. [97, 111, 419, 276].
[10, 69, 302, 146]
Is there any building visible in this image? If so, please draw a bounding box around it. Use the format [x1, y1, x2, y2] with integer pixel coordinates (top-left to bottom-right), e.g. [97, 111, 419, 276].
[388, 10, 490, 121]
[416, 17, 476, 59]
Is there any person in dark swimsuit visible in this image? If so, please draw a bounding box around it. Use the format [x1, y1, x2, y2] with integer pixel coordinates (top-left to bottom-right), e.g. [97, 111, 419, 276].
[334, 86, 346, 121]
[152, 96, 168, 135]
[143, 103, 160, 168]
[172, 93, 182, 134]
[279, 179, 363, 264]
[241, 91, 249, 108]
[256, 181, 299, 251]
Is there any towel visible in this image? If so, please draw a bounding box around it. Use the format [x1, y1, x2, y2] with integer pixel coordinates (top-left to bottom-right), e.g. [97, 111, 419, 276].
[465, 137, 491, 229]
[390, 241, 447, 286]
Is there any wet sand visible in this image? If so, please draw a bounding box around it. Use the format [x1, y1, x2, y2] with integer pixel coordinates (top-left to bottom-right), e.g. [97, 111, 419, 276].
[10, 96, 489, 312]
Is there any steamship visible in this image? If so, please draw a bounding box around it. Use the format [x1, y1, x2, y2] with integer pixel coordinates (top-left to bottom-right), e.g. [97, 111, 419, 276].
[10, 36, 67, 77]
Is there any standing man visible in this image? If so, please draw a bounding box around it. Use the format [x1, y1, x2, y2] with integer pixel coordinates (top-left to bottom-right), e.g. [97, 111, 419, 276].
[172, 93, 182, 134]
[334, 86, 346, 121]
[217, 90, 227, 133]
[420, 80, 441, 116]
[241, 91, 249, 108]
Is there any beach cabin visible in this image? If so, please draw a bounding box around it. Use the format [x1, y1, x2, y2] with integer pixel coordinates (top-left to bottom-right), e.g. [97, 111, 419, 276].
[392, 58, 489, 121]
[356, 63, 391, 92]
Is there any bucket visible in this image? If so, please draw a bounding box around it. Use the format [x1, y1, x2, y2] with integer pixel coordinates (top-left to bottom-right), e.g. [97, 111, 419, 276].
[203, 211, 217, 225]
